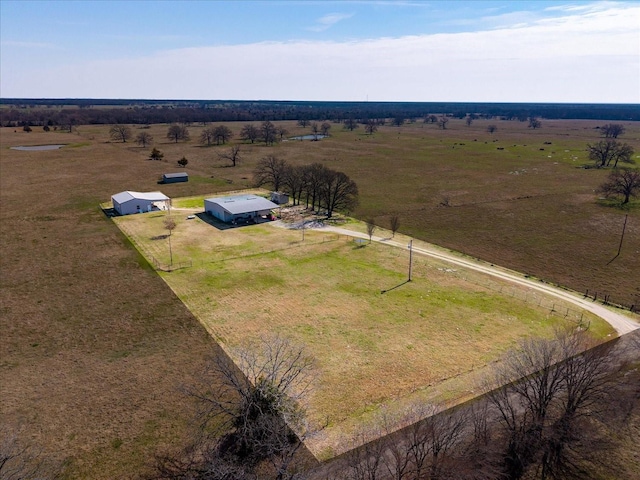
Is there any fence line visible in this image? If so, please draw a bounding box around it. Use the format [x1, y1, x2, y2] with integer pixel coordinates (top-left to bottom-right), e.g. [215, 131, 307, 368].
[447, 272, 589, 326]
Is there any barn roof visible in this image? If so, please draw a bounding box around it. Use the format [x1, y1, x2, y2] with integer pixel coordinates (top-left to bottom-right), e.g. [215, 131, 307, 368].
[112, 191, 170, 203]
[205, 195, 278, 214]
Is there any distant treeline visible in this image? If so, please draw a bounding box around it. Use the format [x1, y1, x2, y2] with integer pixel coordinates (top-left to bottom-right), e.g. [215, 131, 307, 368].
[1, 99, 639, 127]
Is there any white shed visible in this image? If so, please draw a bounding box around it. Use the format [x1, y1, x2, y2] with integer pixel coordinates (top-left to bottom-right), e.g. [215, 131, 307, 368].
[204, 194, 278, 223]
[111, 191, 170, 215]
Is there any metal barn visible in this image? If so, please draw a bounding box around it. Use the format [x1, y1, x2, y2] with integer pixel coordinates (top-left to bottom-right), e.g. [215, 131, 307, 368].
[204, 194, 278, 223]
[111, 191, 170, 215]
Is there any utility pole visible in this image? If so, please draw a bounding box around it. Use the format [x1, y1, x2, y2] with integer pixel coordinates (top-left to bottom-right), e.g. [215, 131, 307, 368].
[408, 240, 413, 281]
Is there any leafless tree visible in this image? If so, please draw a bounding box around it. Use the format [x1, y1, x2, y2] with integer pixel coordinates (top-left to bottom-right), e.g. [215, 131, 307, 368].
[283, 165, 306, 206]
[218, 145, 241, 167]
[302, 163, 327, 211]
[389, 215, 400, 237]
[343, 427, 387, 480]
[310, 122, 320, 141]
[297, 119, 310, 128]
[180, 335, 316, 477]
[163, 216, 176, 266]
[277, 126, 289, 141]
[167, 124, 190, 143]
[597, 168, 640, 204]
[240, 124, 260, 144]
[601, 123, 625, 138]
[253, 155, 289, 192]
[177, 157, 188, 168]
[392, 117, 404, 127]
[199, 126, 216, 146]
[261, 121, 278, 146]
[364, 120, 378, 135]
[528, 117, 541, 129]
[485, 329, 621, 480]
[320, 122, 331, 136]
[587, 139, 634, 168]
[437, 116, 449, 130]
[135, 131, 153, 147]
[109, 124, 131, 142]
[487, 124, 498, 134]
[343, 118, 359, 131]
[320, 169, 359, 218]
[214, 125, 233, 145]
[366, 219, 377, 243]
[0, 427, 59, 480]
[465, 116, 473, 126]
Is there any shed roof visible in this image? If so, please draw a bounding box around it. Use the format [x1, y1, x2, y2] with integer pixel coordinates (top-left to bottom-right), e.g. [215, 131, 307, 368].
[206, 195, 278, 215]
[112, 191, 170, 203]
[163, 172, 189, 178]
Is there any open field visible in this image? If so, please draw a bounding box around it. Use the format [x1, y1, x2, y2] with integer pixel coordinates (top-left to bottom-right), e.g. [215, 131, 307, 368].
[113, 208, 611, 457]
[1, 119, 639, 477]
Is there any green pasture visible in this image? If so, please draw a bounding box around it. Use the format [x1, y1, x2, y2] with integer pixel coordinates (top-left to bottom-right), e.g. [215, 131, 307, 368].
[113, 207, 610, 457]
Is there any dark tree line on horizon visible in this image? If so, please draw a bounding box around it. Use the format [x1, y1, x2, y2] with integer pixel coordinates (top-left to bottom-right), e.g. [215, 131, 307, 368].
[1, 99, 639, 128]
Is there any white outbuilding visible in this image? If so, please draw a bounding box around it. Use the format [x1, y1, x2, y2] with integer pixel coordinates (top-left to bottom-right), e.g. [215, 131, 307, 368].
[204, 194, 278, 223]
[111, 191, 170, 215]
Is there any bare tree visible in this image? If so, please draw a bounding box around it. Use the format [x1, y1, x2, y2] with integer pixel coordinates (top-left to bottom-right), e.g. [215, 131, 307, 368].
[261, 121, 278, 146]
[297, 119, 310, 128]
[167, 124, 190, 143]
[320, 169, 359, 218]
[218, 145, 241, 167]
[437, 116, 449, 130]
[240, 124, 260, 144]
[343, 118, 359, 131]
[389, 215, 400, 237]
[485, 329, 621, 480]
[310, 122, 320, 141]
[0, 427, 59, 480]
[587, 139, 634, 168]
[528, 117, 542, 129]
[302, 163, 327, 211]
[276, 126, 289, 141]
[597, 168, 640, 204]
[177, 157, 188, 168]
[320, 122, 331, 136]
[163, 216, 176, 266]
[214, 125, 233, 145]
[282, 165, 306, 206]
[253, 155, 289, 192]
[601, 123, 625, 138]
[109, 124, 132, 142]
[364, 120, 378, 135]
[199, 126, 216, 146]
[392, 116, 405, 127]
[465, 116, 473, 126]
[135, 131, 153, 147]
[366, 219, 376, 244]
[181, 335, 315, 477]
[487, 124, 498, 134]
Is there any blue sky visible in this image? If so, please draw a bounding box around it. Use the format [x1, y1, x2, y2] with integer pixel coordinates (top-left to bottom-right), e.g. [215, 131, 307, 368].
[1, 1, 638, 102]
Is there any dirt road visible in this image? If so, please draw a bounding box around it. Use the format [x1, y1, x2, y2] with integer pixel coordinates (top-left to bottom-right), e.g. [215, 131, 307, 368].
[311, 225, 639, 336]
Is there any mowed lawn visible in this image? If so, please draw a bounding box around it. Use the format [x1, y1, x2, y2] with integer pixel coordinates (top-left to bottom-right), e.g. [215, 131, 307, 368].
[114, 210, 609, 457]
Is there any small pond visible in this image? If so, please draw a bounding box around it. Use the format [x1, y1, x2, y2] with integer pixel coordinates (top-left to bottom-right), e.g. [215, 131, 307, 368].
[288, 134, 328, 141]
[10, 144, 66, 151]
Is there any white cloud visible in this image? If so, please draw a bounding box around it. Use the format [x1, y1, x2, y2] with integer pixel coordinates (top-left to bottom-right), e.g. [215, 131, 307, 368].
[2, 3, 638, 102]
[307, 12, 354, 32]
